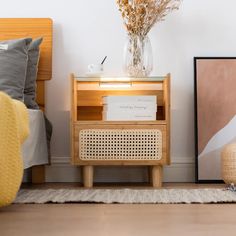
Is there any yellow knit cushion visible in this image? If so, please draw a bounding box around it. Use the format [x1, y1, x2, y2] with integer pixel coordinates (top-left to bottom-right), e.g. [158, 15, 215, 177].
[0, 92, 29, 207]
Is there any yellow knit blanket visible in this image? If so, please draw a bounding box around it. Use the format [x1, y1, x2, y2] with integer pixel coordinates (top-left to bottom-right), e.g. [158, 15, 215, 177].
[0, 92, 29, 207]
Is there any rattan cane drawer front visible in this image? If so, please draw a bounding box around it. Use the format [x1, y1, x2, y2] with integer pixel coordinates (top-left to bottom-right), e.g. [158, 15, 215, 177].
[78, 129, 163, 161]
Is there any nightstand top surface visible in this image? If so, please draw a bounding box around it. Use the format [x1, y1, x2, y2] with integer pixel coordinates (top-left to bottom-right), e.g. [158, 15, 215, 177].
[74, 76, 167, 82]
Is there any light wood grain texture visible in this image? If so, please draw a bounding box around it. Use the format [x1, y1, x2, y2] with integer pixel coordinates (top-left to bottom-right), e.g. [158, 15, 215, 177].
[151, 165, 163, 188]
[77, 90, 163, 106]
[163, 73, 171, 165]
[77, 82, 163, 91]
[77, 106, 103, 120]
[70, 74, 171, 187]
[0, 184, 234, 236]
[75, 120, 167, 125]
[0, 18, 53, 183]
[83, 166, 94, 188]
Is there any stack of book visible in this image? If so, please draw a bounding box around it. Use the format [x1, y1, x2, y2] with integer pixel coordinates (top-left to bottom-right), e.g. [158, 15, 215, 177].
[102, 95, 157, 121]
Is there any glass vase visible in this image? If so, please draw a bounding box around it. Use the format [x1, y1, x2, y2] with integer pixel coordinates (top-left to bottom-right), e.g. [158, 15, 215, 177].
[123, 34, 153, 77]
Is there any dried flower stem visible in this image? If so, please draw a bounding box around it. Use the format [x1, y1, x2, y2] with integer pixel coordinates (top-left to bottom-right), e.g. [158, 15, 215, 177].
[117, 0, 181, 37]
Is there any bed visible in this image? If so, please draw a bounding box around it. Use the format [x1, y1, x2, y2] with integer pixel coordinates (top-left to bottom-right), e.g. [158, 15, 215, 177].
[0, 18, 53, 183]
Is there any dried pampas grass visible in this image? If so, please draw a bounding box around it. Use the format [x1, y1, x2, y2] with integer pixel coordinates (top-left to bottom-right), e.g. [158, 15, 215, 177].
[117, 0, 182, 36]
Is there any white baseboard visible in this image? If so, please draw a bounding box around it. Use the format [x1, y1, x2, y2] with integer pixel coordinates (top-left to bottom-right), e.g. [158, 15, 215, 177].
[44, 157, 195, 183]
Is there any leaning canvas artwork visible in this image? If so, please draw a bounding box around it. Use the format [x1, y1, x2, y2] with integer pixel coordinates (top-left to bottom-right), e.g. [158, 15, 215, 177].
[194, 57, 236, 182]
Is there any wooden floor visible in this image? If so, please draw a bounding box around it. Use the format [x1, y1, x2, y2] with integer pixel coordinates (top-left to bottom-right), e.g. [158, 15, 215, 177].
[1, 183, 236, 236]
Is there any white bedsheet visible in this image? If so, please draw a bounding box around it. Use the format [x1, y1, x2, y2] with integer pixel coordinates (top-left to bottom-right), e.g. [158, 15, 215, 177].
[22, 109, 48, 169]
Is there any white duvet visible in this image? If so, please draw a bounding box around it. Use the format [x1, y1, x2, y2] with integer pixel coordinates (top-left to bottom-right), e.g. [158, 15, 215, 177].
[21, 109, 48, 169]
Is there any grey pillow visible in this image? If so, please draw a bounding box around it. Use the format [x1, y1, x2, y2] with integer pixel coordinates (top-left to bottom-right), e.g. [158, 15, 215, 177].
[24, 38, 43, 109]
[0, 38, 32, 100]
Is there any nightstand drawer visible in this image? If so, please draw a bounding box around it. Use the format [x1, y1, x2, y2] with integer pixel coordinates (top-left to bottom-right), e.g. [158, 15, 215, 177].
[73, 123, 167, 165]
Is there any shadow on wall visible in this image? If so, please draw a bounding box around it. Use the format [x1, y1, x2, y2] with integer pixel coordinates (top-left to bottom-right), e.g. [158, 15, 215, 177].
[50, 110, 70, 157]
[47, 23, 84, 158]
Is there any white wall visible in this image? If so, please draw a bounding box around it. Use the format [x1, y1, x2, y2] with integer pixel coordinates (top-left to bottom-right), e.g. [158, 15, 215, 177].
[3, 0, 236, 182]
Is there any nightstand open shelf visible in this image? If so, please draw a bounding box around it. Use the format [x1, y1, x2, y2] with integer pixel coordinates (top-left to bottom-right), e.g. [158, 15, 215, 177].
[70, 74, 170, 188]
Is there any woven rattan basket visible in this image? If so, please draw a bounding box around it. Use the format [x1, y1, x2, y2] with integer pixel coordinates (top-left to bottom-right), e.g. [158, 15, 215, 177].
[221, 143, 236, 184]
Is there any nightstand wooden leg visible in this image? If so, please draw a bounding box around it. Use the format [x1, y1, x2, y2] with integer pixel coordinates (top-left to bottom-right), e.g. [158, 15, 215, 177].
[32, 165, 45, 184]
[83, 165, 94, 188]
[151, 165, 163, 188]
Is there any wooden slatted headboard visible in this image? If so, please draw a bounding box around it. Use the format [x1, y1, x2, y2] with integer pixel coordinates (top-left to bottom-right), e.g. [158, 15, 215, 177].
[0, 18, 53, 183]
[0, 18, 52, 111]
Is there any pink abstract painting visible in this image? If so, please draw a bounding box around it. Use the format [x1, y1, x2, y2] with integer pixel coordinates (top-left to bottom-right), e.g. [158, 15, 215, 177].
[195, 57, 236, 181]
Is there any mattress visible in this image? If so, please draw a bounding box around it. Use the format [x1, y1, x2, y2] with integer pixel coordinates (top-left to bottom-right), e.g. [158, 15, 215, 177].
[21, 109, 48, 169]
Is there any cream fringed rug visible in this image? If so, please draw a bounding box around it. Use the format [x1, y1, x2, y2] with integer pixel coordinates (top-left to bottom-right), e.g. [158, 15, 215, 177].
[14, 188, 236, 204]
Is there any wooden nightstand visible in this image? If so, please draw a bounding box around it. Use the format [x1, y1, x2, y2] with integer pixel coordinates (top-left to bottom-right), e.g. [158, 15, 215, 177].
[70, 74, 170, 188]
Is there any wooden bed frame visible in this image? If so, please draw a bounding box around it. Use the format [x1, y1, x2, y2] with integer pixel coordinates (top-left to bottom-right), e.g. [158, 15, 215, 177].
[0, 18, 53, 183]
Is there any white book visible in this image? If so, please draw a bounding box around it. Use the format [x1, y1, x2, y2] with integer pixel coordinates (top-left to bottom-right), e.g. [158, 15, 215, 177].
[102, 111, 156, 121]
[103, 103, 157, 113]
[102, 95, 156, 104]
